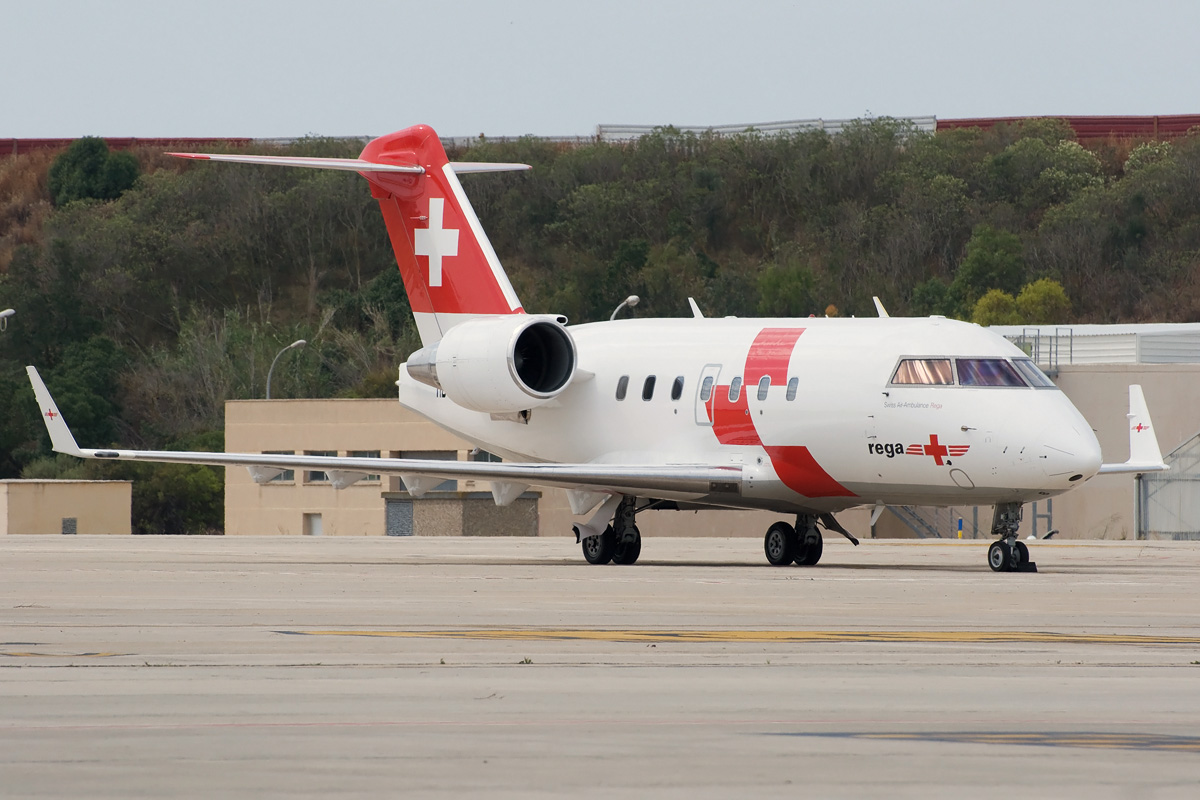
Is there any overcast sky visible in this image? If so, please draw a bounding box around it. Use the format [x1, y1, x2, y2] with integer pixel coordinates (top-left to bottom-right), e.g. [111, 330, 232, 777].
[5, 0, 1198, 139]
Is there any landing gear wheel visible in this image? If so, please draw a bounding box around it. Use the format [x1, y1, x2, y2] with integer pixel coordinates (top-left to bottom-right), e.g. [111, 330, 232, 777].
[612, 526, 642, 565]
[582, 526, 616, 565]
[988, 540, 1012, 572]
[1013, 541, 1030, 569]
[793, 532, 824, 566]
[764, 522, 796, 566]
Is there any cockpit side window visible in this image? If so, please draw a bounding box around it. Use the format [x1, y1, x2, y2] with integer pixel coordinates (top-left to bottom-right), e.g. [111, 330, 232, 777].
[1012, 358, 1057, 388]
[890, 358, 954, 385]
[957, 358, 1027, 387]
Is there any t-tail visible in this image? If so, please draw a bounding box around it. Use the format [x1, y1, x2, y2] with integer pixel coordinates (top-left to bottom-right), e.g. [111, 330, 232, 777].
[170, 124, 529, 345]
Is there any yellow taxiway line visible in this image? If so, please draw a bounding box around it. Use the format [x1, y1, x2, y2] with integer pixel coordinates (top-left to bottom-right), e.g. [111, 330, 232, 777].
[281, 629, 1200, 645]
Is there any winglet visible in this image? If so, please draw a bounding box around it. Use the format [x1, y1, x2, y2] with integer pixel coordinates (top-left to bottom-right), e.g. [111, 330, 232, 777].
[25, 366, 83, 456]
[872, 297, 889, 317]
[1098, 384, 1168, 474]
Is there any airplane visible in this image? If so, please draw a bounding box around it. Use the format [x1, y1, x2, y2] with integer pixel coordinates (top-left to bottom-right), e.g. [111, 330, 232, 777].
[26, 124, 1168, 572]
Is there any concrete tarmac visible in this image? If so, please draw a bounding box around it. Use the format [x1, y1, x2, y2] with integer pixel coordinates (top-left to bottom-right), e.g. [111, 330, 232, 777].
[3, 535, 1200, 798]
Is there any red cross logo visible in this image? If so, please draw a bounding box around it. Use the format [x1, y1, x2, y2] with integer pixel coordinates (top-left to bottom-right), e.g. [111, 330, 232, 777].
[44, 409, 58, 420]
[922, 434, 949, 466]
[1133, 423, 1147, 433]
[413, 197, 459, 288]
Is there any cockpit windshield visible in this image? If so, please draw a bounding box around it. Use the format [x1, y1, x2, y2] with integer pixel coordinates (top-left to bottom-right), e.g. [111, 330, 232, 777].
[888, 356, 1058, 389]
[1012, 358, 1057, 388]
[890, 359, 954, 385]
[956, 359, 1027, 387]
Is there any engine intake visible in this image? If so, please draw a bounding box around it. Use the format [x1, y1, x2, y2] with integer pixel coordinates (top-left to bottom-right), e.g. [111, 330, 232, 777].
[406, 316, 577, 413]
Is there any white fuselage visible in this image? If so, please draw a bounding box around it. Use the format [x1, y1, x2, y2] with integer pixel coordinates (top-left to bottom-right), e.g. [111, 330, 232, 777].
[398, 316, 1103, 515]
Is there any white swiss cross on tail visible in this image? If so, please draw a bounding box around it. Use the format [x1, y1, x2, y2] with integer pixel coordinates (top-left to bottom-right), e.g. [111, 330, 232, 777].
[413, 198, 459, 287]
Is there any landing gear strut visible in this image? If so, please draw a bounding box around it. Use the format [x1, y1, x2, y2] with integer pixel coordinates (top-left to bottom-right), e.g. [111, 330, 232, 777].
[764, 515, 824, 567]
[987, 502, 1036, 573]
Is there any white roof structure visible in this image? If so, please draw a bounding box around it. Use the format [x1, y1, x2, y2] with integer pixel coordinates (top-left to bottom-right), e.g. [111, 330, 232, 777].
[989, 323, 1200, 367]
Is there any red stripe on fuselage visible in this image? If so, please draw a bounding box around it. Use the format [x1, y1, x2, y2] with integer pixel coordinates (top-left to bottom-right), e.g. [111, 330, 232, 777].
[706, 326, 856, 499]
[745, 328, 805, 386]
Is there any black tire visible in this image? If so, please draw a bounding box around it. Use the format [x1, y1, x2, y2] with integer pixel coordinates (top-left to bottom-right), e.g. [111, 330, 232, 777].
[764, 522, 796, 566]
[582, 526, 615, 565]
[793, 532, 824, 566]
[612, 526, 642, 565]
[1013, 541, 1030, 568]
[988, 540, 1011, 572]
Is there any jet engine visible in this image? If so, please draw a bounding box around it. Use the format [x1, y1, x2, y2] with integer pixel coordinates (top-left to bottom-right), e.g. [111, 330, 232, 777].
[405, 315, 577, 413]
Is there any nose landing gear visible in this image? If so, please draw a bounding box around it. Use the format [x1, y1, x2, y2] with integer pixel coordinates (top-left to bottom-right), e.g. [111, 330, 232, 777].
[987, 503, 1037, 573]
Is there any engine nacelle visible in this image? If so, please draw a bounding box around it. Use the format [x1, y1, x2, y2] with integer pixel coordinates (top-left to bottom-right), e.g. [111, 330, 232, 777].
[406, 315, 577, 413]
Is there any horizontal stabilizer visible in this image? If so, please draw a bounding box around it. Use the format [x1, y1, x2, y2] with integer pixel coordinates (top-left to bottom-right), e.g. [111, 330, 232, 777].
[169, 152, 425, 173]
[1098, 384, 1168, 474]
[169, 153, 532, 176]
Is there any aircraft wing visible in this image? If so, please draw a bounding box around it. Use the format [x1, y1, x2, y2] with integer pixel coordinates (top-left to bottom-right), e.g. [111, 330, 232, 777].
[26, 367, 740, 500]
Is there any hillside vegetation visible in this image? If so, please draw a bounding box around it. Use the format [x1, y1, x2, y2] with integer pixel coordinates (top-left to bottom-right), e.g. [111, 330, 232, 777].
[1, 118, 1199, 531]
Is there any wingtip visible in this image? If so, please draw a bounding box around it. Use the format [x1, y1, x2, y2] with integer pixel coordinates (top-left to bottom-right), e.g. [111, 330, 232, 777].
[25, 366, 83, 457]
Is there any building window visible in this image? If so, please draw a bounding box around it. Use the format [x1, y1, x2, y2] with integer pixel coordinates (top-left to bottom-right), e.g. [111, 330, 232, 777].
[616, 375, 629, 400]
[304, 451, 336, 483]
[399, 450, 458, 492]
[671, 376, 684, 401]
[348, 450, 381, 482]
[263, 451, 295, 482]
[642, 375, 656, 401]
[472, 449, 502, 462]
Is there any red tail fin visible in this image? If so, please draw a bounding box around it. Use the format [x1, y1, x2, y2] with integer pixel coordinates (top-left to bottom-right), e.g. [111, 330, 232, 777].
[358, 125, 524, 344]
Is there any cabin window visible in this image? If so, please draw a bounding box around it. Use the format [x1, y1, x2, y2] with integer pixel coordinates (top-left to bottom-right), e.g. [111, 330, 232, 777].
[642, 375, 656, 401]
[671, 376, 684, 401]
[1012, 358, 1057, 388]
[757, 376, 770, 401]
[699, 376, 714, 402]
[891, 358, 954, 385]
[956, 358, 1027, 387]
[615, 375, 629, 400]
[786, 377, 799, 401]
[728, 377, 743, 402]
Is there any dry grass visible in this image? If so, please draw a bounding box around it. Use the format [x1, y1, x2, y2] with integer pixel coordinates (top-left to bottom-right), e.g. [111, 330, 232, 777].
[0, 149, 56, 273]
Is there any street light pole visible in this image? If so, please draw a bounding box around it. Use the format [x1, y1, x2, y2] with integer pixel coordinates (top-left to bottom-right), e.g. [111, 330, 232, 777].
[266, 339, 306, 399]
[609, 295, 640, 321]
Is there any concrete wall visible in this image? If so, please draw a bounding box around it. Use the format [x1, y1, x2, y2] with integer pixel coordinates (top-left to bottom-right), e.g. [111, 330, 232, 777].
[0, 480, 131, 535]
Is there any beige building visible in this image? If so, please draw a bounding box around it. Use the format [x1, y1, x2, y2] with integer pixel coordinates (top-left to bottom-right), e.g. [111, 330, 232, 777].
[0, 480, 131, 535]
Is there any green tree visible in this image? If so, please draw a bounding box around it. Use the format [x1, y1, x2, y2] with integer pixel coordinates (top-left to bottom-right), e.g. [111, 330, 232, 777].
[1015, 278, 1071, 323]
[952, 225, 1026, 309]
[47, 138, 139, 207]
[971, 289, 1022, 326]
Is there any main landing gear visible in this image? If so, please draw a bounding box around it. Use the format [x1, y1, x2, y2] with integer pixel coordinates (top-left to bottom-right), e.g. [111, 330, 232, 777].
[579, 496, 642, 566]
[987, 502, 1036, 573]
[763, 513, 860, 567]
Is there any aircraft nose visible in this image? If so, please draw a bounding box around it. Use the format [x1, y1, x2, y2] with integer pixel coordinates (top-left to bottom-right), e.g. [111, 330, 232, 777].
[1040, 422, 1102, 486]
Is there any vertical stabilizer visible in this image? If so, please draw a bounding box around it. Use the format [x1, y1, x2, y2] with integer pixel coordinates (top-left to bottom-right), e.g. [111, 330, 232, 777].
[357, 125, 524, 344]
